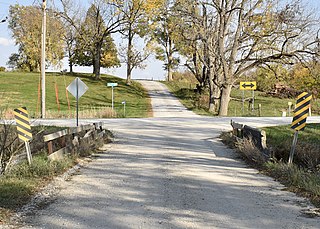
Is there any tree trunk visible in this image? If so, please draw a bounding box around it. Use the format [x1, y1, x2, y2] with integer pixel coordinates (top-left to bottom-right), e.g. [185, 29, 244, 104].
[167, 41, 173, 81]
[126, 62, 132, 85]
[126, 26, 133, 85]
[167, 66, 173, 81]
[69, 62, 73, 73]
[208, 77, 220, 113]
[93, 43, 101, 80]
[219, 84, 232, 116]
[68, 50, 73, 73]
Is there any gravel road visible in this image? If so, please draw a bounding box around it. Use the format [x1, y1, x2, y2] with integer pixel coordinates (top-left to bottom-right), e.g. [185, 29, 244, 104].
[14, 81, 320, 228]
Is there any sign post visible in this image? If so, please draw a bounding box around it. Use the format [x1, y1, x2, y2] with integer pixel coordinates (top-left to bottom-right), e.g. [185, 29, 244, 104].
[13, 107, 33, 165]
[67, 77, 88, 126]
[107, 83, 118, 110]
[289, 92, 312, 164]
[288, 102, 292, 116]
[122, 101, 126, 117]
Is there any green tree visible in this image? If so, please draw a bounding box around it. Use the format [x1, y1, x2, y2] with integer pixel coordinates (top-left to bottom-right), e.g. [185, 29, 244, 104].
[150, 0, 180, 81]
[256, 64, 290, 92]
[117, 0, 164, 84]
[58, 0, 124, 79]
[8, 4, 65, 72]
[73, 4, 120, 74]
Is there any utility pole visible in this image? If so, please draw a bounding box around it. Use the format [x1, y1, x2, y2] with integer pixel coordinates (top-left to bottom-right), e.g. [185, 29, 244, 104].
[41, 0, 47, 118]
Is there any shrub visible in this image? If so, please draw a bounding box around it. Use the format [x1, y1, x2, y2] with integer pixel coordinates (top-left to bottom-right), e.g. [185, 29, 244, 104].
[235, 137, 267, 165]
[0, 123, 24, 174]
[0, 66, 6, 72]
[5, 153, 73, 178]
[265, 162, 320, 197]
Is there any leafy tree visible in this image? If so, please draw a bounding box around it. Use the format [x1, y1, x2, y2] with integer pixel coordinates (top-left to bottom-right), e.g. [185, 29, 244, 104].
[150, 0, 180, 81]
[289, 62, 320, 93]
[8, 4, 65, 72]
[73, 4, 120, 74]
[117, 0, 165, 84]
[58, 0, 124, 79]
[256, 64, 290, 92]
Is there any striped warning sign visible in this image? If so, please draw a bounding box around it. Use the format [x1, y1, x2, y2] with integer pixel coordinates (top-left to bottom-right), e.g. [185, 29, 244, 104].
[291, 92, 312, 131]
[13, 107, 32, 142]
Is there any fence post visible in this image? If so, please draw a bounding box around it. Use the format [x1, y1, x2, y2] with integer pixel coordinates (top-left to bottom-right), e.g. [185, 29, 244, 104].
[47, 141, 53, 154]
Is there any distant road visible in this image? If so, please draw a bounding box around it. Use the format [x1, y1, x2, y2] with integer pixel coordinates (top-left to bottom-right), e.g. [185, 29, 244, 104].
[22, 81, 320, 229]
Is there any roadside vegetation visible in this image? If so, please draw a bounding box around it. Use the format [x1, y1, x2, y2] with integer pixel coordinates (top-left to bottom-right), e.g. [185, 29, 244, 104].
[0, 72, 151, 119]
[220, 123, 320, 208]
[6, 1, 320, 116]
[0, 123, 112, 224]
[164, 71, 320, 117]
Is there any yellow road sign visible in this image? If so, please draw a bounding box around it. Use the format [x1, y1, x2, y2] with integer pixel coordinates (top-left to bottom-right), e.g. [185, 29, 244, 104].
[13, 107, 32, 142]
[291, 92, 312, 131]
[240, 81, 256, 90]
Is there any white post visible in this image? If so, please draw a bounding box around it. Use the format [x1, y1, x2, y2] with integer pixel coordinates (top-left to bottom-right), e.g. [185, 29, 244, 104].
[252, 90, 255, 111]
[288, 131, 299, 164]
[25, 141, 32, 165]
[41, 0, 47, 118]
[111, 86, 114, 110]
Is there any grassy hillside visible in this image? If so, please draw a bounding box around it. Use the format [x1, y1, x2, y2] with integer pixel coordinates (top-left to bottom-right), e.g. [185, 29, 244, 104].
[0, 72, 151, 118]
[164, 81, 320, 117]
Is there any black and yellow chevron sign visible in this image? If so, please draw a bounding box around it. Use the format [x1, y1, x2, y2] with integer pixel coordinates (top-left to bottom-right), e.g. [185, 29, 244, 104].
[13, 107, 32, 142]
[291, 92, 312, 131]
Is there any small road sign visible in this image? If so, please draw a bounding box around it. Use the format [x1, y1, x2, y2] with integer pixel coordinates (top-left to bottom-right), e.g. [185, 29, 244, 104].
[14, 107, 32, 142]
[13, 107, 33, 164]
[107, 83, 118, 87]
[289, 92, 312, 164]
[67, 77, 88, 99]
[240, 81, 257, 90]
[291, 92, 312, 131]
[67, 77, 89, 126]
[107, 83, 118, 110]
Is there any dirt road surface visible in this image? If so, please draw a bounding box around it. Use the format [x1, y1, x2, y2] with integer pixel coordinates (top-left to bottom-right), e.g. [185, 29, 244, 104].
[17, 81, 320, 229]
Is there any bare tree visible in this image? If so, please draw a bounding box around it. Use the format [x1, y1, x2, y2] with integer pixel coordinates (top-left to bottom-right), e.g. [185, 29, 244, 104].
[176, 0, 319, 115]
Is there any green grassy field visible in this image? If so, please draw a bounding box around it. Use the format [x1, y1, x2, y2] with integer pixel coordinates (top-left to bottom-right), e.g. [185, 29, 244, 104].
[263, 123, 320, 147]
[0, 72, 151, 118]
[164, 81, 320, 117]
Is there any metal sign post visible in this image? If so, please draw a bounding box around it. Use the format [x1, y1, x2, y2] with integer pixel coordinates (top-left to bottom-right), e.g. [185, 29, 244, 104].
[288, 102, 292, 116]
[67, 77, 88, 126]
[289, 92, 312, 164]
[107, 83, 118, 110]
[240, 81, 257, 114]
[288, 131, 299, 164]
[122, 101, 126, 117]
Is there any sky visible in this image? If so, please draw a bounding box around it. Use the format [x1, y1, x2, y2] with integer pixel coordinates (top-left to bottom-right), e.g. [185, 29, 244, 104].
[0, 0, 319, 81]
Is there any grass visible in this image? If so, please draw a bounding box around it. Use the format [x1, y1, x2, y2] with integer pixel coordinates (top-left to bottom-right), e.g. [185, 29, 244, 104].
[263, 123, 320, 148]
[164, 80, 320, 116]
[0, 123, 110, 224]
[162, 81, 211, 115]
[264, 162, 320, 206]
[0, 72, 151, 118]
[0, 153, 75, 223]
[221, 123, 320, 208]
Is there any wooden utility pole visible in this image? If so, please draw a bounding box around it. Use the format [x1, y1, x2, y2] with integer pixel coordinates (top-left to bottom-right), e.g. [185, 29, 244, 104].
[41, 0, 47, 118]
